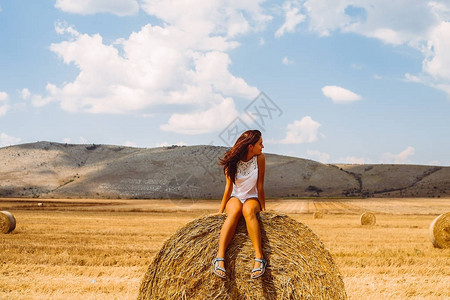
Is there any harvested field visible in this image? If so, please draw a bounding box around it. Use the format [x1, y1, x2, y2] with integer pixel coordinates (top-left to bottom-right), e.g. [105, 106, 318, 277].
[1, 197, 449, 299]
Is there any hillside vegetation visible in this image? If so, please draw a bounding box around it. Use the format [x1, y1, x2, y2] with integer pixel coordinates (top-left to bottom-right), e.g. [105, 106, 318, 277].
[1, 142, 449, 199]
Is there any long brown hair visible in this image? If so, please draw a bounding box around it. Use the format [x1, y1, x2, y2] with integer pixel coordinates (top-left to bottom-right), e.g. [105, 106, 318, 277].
[219, 129, 261, 184]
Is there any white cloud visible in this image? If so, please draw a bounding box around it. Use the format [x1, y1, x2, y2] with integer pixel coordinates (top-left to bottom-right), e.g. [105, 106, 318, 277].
[0, 133, 21, 147]
[54, 21, 81, 37]
[160, 97, 239, 134]
[404, 73, 421, 83]
[429, 1, 450, 20]
[140, 0, 271, 38]
[31, 93, 53, 107]
[156, 141, 187, 147]
[275, 1, 306, 38]
[373, 74, 383, 80]
[337, 156, 367, 164]
[351, 63, 363, 70]
[422, 21, 450, 82]
[303, 0, 437, 43]
[428, 159, 440, 166]
[297, 1, 450, 97]
[303, 0, 350, 37]
[380, 146, 415, 164]
[282, 56, 294, 65]
[0, 105, 9, 117]
[306, 150, 330, 163]
[35, 2, 267, 134]
[123, 141, 138, 147]
[321, 85, 362, 103]
[0, 92, 10, 116]
[19, 88, 31, 99]
[0, 92, 8, 102]
[279, 116, 321, 144]
[63, 138, 71, 144]
[190, 51, 259, 99]
[54, 0, 139, 16]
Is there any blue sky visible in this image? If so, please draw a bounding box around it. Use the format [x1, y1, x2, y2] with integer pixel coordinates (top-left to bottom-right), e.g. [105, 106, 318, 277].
[1, 0, 450, 166]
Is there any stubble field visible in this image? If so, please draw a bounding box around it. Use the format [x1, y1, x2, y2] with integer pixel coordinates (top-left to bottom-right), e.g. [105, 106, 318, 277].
[1, 198, 449, 299]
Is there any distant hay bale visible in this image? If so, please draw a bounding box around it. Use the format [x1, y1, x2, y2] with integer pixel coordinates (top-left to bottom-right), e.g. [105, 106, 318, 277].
[0, 211, 16, 234]
[138, 212, 346, 300]
[360, 212, 376, 226]
[313, 211, 324, 219]
[429, 212, 450, 249]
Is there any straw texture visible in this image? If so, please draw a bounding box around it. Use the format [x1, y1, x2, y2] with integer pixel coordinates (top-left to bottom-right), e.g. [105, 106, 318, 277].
[360, 212, 376, 226]
[429, 212, 450, 249]
[138, 212, 346, 300]
[313, 211, 324, 219]
[0, 211, 16, 234]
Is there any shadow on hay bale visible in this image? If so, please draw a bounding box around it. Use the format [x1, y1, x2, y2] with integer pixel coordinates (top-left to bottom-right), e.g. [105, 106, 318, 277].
[138, 212, 346, 300]
[429, 212, 450, 249]
[0, 211, 16, 234]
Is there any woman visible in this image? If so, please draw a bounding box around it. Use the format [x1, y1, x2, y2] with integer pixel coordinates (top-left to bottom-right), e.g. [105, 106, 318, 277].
[212, 129, 267, 279]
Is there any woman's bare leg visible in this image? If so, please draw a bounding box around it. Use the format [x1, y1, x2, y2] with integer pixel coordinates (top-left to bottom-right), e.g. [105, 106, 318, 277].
[215, 197, 243, 277]
[242, 199, 264, 276]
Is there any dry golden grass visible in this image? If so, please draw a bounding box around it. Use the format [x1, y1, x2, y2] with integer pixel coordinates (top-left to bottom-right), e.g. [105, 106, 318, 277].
[1, 198, 449, 299]
[303, 213, 450, 299]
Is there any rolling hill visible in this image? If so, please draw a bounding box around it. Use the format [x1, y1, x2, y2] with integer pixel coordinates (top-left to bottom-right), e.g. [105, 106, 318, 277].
[1, 141, 449, 199]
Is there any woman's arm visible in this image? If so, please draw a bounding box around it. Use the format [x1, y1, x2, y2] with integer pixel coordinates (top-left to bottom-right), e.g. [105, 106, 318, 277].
[218, 174, 233, 213]
[257, 153, 266, 211]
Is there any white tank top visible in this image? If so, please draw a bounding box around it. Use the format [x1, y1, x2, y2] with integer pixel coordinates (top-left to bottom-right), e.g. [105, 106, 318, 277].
[231, 155, 258, 203]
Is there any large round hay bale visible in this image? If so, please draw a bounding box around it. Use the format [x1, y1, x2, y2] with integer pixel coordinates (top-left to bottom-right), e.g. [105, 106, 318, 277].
[0, 211, 16, 234]
[429, 212, 450, 249]
[360, 212, 376, 226]
[138, 212, 346, 300]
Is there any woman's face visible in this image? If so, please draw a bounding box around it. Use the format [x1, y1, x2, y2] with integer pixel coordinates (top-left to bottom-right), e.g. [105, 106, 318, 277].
[251, 137, 264, 155]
